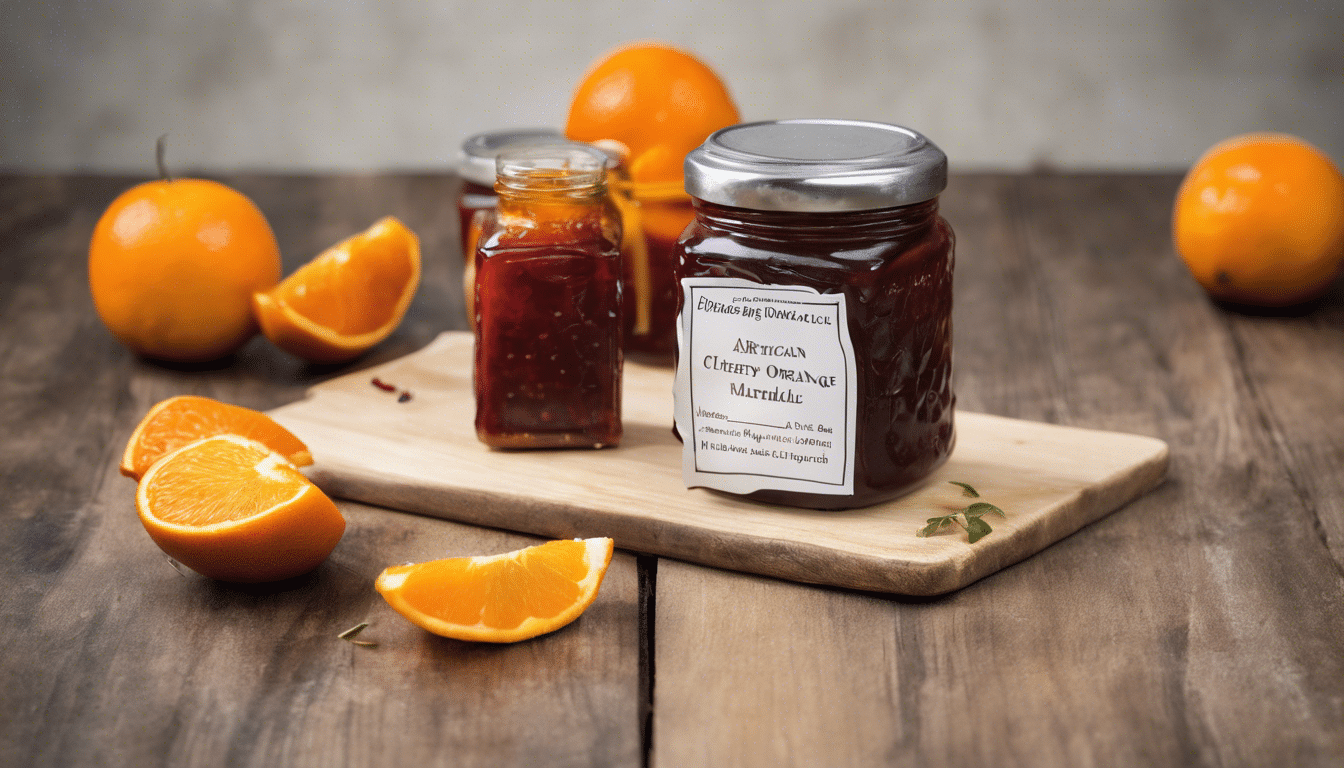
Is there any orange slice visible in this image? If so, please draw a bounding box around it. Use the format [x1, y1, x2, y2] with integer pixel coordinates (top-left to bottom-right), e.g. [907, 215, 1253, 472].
[120, 395, 312, 481]
[375, 537, 614, 643]
[253, 216, 421, 364]
[137, 434, 345, 582]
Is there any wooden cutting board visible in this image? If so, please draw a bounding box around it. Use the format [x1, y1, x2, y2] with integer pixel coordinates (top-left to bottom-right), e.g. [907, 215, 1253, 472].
[270, 331, 1168, 595]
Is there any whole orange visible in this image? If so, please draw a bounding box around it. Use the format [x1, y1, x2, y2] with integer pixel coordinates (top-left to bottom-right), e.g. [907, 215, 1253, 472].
[1173, 133, 1344, 306]
[89, 178, 282, 361]
[565, 42, 740, 183]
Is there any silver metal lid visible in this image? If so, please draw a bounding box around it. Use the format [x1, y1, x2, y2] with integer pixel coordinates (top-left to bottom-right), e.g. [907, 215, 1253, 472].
[684, 119, 947, 212]
[458, 128, 563, 186]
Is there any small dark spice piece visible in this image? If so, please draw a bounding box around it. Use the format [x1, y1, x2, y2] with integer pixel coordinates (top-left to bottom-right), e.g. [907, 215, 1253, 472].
[397, 391, 413, 403]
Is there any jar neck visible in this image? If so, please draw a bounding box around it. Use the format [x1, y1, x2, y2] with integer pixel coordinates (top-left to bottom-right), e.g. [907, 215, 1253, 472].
[692, 198, 940, 241]
[496, 176, 608, 207]
[494, 180, 615, 238]
[494, 146, 609, 206]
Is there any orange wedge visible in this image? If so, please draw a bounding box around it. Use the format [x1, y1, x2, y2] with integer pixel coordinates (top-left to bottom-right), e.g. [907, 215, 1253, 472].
[121, 395, 312, 481]
[137, 434, 345, 582]
[375, 537, 614, 643]
[253, 216, 421, 364]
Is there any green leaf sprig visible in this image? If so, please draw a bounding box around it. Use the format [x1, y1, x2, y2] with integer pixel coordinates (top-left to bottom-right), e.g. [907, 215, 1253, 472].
[917, 482, 1007, 544]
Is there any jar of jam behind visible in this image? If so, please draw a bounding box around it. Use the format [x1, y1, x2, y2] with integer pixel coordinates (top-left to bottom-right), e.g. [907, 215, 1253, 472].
[457, 128, 563, 318]
[674, 119, 955, 509]
[613, 178, 696, 362]
[474, 144, 623, 449]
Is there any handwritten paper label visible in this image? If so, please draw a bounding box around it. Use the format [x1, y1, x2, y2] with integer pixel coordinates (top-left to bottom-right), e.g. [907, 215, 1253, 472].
[674, 278, 857, 496]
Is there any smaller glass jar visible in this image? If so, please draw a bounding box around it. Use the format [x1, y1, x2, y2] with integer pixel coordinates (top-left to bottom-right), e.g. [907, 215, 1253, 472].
[474, 144, 624, 449]
[675, 119, 955, 510]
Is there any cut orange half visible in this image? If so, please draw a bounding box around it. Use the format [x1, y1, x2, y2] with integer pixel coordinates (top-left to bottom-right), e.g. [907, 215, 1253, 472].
[137, 434, 345, 583]
[121, 395, 312, 481]
[375, 537, 614, 643]
[253, 216, 421, 364]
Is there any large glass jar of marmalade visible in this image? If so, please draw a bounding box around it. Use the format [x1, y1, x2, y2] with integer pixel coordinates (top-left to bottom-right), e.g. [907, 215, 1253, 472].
[474, 144, 624, 449]
[674, 119, 954, 510]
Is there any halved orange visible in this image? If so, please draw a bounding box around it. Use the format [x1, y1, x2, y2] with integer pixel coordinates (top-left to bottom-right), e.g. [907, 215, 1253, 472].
[137, 434, 345, 582]
[375, 537, 614, 643]
[121, 395, 312, 481]
[253, 216, 421, 364]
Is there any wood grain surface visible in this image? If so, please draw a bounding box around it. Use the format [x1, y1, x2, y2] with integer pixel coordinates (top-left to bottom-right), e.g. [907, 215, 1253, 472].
[2, 172, 1342, 767]
[271, 331, 1168, 595]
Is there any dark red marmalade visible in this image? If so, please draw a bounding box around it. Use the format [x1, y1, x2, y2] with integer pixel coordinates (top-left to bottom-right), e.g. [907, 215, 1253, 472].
[473, 145, 623, 449]
[674, 119, 955, 509]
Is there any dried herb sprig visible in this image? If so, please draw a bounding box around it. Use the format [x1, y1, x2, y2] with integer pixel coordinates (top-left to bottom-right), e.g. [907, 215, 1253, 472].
[916, 482, 1007, 544]
[338, 622, 378, 648]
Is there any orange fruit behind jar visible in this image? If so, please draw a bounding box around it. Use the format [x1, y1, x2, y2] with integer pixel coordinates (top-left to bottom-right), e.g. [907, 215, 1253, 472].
[565, 42, 740, 185]
[1173, 133, 1344, 307]
[89, 178, 282, 361]
[565, 42, 740, 356]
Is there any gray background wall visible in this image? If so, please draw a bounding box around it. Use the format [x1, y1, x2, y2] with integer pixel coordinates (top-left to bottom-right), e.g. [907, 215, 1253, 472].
[3, 0, 1340, 173]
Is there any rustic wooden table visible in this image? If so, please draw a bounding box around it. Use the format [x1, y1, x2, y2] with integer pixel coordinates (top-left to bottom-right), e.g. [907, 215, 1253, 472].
[2, 172, 1342, 767]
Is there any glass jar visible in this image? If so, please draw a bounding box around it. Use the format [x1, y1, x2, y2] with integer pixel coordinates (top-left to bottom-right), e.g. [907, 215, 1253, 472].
[457, 128, 563, 317]
[612, 179, 696, 362]
[474, 144, 624, 449]
[674, 119, 955, 509]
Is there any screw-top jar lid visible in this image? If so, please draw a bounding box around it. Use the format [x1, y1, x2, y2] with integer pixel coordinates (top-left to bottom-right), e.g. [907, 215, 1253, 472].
[458, 128, 564, 186]
[684, 119, 948, 212]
